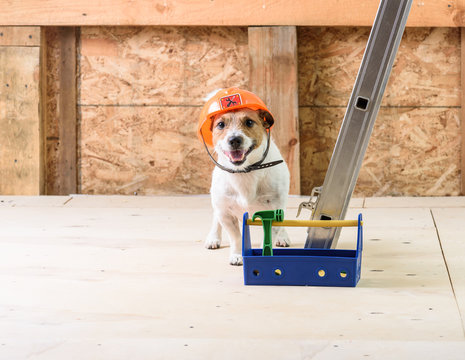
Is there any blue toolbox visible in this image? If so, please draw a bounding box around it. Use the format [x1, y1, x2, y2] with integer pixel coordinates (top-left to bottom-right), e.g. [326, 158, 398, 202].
[242, 210, 363, 287]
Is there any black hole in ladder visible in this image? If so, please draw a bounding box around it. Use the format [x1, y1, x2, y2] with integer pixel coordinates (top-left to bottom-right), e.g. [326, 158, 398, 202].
[320, 214, 332, 221]
[355, 96, 369, 110]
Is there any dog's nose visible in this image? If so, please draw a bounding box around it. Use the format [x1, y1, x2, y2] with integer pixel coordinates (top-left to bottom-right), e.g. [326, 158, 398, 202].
[228, 136, 243, 149]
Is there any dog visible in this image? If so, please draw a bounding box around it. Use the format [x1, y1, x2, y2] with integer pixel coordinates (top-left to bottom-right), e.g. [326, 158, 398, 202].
[198, 88, 290, 265]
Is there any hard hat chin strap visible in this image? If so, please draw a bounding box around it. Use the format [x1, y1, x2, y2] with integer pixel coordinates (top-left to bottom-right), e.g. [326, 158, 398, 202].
[200, 129, 283, 174]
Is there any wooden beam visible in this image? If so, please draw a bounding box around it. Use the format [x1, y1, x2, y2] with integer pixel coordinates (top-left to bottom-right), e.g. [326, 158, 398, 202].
[39, 30, 46, 195]
[0, 0, 464, 27]
[248, 26, 300, 195]
[461, 28, 465, 195]
[41, 27, 77, 195]
[0, 27, 41, 195]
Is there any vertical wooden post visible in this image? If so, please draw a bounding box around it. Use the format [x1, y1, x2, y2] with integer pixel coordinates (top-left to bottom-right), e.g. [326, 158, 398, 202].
[461, 28, 465, 195]
[0, 27, 42, 195]
[248, 26, 300, 194]
[41, 27, 77, 195]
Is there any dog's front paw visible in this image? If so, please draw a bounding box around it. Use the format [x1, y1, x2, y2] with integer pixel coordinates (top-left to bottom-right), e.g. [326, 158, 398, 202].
[205, 235, 221, 249]
[275, 230, 291, 247]
[229, 254, 243, 266]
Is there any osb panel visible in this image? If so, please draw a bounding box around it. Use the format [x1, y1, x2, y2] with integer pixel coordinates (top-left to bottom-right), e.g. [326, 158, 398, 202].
[298, 27, 460, 107]
[300, 107, 460, 196]
[77, 26, 247, 195]
[80, 106, 213, 195]
[0, 47, 40, 195]
[74, 26, 461, 196]
[299, 107, 342, 195]
[79, 26, 249, 105]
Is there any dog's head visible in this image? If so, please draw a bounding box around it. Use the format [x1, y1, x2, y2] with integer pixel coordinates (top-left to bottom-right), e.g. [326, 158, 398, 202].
[211, 108, 274, 169]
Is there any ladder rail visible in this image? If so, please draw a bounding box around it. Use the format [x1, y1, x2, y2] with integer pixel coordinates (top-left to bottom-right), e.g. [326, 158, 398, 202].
[304, 0, 413, 248]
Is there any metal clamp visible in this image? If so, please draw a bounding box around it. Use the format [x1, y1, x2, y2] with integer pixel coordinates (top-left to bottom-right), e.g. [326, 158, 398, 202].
[297, 186, 322, 218]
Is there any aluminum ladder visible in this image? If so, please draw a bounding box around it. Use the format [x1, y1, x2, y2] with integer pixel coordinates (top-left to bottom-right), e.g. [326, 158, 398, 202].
[300, 0, 413, 249]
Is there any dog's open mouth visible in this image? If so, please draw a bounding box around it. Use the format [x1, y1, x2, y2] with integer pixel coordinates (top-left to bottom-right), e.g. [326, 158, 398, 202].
[223, 147, 254, 165]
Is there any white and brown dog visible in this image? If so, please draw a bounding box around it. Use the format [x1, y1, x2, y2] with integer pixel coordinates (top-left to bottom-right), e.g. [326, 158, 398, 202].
[198, 88, 290, 265]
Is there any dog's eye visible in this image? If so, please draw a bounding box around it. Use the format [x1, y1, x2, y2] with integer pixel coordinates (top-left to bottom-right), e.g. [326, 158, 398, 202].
[245, 119, 255, 128]
[216, 121, 225, 130]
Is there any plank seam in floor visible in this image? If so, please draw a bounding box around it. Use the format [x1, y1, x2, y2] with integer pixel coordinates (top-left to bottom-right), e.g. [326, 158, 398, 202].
[62, 197, 73, 206]
[430, 209, 465, 338]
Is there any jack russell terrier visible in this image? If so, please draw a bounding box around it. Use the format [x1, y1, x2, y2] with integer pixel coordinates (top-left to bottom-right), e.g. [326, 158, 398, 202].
[198, 88, 290, 265]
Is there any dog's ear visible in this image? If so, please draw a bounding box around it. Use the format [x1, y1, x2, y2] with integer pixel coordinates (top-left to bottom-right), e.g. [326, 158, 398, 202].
[257, 109, 274, 129]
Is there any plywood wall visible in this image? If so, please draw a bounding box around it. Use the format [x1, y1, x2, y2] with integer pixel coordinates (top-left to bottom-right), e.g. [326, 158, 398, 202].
[0, 27, 41, 195]
[78, 27, 248, 194]
[39, 25, 462, 196]
[299, 27, 461, 196]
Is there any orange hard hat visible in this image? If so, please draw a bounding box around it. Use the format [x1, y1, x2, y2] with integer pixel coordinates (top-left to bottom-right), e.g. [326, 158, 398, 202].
[197, 87, 274, 147]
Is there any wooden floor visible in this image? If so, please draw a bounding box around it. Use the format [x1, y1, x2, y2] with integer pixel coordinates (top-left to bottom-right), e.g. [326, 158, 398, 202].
[1, 195, 465, 359]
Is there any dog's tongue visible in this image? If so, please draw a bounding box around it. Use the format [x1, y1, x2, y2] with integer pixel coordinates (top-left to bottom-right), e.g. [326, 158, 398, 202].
[226, 150, 246, 162]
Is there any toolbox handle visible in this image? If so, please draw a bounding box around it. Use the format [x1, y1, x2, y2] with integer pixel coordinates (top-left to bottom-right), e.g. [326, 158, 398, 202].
[357, 213, 363, 254]
[242, 212, 253, 256]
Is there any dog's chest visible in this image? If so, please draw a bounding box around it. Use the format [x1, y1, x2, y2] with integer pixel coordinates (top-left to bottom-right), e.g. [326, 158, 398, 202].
[220, 173, 276, 215]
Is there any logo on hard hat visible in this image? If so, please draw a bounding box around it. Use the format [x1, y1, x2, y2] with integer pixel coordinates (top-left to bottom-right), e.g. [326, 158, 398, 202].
[219, 94, 242, 109]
